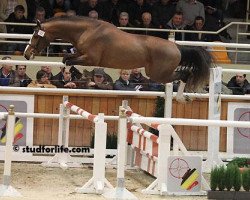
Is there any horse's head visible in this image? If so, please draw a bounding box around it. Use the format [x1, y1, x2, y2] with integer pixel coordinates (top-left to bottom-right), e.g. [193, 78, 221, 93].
[24, 20, 50, 60]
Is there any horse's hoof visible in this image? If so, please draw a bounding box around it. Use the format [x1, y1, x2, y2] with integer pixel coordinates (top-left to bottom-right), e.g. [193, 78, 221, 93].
[176, 95, 192, 103]
[65, 60, 72, 66]
[176, 97, 186, 103]
[184, 95, 192, 102]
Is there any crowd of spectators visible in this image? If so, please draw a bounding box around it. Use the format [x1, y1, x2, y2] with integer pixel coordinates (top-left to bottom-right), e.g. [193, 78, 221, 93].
[0, 0, 239, 54]
[1, 56, 250, 94]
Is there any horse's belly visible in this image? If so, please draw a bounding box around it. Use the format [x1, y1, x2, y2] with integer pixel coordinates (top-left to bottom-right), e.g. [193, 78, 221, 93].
[100, 52, 148, 69]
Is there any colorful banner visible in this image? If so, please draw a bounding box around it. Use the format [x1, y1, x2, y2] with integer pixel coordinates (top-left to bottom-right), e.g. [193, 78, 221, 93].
[0, 95, 34, 147]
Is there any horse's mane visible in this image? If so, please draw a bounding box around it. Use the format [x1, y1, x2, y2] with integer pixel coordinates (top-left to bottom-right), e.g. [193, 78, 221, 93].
[44, 16, 100, 26]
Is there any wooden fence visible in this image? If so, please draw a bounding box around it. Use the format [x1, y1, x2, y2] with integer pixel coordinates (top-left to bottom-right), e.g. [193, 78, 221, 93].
[29, 92, 250, 152]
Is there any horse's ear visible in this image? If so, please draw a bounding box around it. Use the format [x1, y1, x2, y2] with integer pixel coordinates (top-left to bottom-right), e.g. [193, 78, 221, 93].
[36, 20, 41, 29]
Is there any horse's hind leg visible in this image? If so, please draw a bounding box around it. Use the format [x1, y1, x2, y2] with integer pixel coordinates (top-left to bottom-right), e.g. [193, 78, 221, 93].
[170, 70, 192, 103]
[176, 80, 192, 103]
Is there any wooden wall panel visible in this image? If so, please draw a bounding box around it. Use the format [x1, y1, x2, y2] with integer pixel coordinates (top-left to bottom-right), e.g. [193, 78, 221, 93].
[30, 92, 249, 152]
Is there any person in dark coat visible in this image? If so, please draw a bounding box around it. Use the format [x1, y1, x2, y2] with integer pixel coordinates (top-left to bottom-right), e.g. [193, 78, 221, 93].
[114, 69, 136, 91]
[227, 74, 250, 95]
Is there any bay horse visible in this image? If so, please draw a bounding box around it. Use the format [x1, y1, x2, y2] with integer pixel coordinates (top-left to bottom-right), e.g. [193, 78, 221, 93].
[24, 16, 213, 102]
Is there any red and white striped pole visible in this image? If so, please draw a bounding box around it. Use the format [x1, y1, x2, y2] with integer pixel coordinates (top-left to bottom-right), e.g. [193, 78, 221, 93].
[63, 101, 98, 122]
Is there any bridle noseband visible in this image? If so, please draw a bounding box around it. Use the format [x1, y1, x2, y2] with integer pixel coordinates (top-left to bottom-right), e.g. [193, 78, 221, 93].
[28, 30, 46, 51]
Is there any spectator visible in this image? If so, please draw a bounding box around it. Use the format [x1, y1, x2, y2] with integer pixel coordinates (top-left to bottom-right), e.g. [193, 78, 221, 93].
[203, 4, 231, 40]
[0, 1, 27, 52]
[51, 66, 64, 83]
[77, 0, 103, 17]
[199, 0, 223, 22]
[185, 16, 220, 41]
[28, 70, 56, 88]
[52, 67, 77, 88]
[128, 0, 152, 27]
[0, 0, 28, 22]
[87, 68, 113, 90]
[151, 0, 176, 29]
[227, 74, 250, 95]
[41, 65, 53, 80]
[0, 56, 15, 86]
[114, 69, 136, 91]
[137, 12, 158, 37]
[129, 68, 149, 91]
[5, 5, 32, 54]
[50, 0, 71, 16]
[10, 65, 32, 87]
[165, 11, 186, 40]
[102, 0, 128, 25]
[32, 6, 46, 23]
[176, 0, 205, 26]
[118, 12, 134, 33]
[88, 10, 99, 19]
[26, 0, 52, 21]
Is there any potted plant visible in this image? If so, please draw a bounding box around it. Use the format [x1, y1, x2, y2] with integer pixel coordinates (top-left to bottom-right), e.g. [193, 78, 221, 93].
[207, 164, 250, 199]
[227, 157, 250, 172]
[236, 169, 250, 199]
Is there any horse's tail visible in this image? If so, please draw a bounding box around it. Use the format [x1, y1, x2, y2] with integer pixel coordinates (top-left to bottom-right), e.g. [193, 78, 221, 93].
[177, 45, 213, 91]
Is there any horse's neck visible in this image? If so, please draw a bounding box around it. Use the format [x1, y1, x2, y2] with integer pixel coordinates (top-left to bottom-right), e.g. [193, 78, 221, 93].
[44, 21, 88, 43]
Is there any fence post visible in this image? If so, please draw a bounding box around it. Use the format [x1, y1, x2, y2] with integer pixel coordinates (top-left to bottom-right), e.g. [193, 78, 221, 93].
[204, 67, 224, 172]
[42, 96, 81, 169]
[103, 102, 138, 200]
[0, 105, 22, 197]
[76, 113, 113, 194]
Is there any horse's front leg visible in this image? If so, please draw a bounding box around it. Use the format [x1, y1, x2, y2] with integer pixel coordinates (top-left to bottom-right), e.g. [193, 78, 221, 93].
[176, 80, 192, 103]
[64, 54, 95, 66]
[62, 53, 81, 65]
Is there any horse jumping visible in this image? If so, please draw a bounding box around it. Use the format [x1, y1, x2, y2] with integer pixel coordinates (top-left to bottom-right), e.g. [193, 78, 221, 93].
[24, 16, 213, 102]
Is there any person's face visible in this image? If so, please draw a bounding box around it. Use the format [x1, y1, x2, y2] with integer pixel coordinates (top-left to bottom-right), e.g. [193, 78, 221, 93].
[161, 0, 169, 5]
[15, 10, 24, 20]
[39, 74, 48, 83]
[66, 10, 76, 16]
[119, 16, 129, 26]
[120, 71, 130, 81]
[63, 69, 71, 81]
[142, 13, 152, 26]
[17, 65, 26, 76]
[94, 74, 104, 84]
[235, 74, 245, 85]
[137, 0, 144, 6]
[36, 11, 45, 22]
[3, 58, 13, 72]
[41, 66, 51, 74]
[56, 0, 64, 6]
[131, 68, 141, 75]
[89, 0, 97, 7]
[195, 19, 204, 30]
[89, 12, 98, 19]
[172, 14, 183, 26]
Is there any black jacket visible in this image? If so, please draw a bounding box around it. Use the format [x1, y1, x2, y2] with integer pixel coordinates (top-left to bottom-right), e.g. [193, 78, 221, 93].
[227, 76, 250, 95]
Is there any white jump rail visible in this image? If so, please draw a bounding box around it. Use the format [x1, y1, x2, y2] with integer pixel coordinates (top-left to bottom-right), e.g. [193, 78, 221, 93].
[129, 117, 250, 128]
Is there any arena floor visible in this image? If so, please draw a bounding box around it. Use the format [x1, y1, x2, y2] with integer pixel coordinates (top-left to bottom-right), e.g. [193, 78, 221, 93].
[0, 163, 209, 200]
